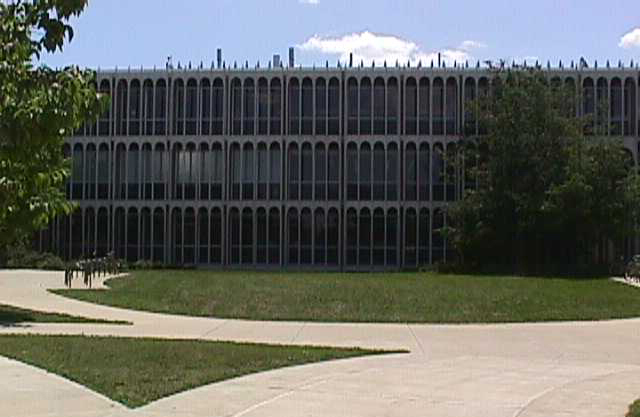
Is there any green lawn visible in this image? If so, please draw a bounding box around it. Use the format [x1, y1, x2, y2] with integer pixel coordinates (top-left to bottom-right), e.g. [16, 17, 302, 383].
[0, 303, 129, 325]
[0, 335, 390, 408]
[628, 400, 640, 417]
[54, 270, 640, 323]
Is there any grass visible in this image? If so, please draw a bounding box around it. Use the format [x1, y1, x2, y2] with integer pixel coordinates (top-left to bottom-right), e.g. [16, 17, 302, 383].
[0, 303, 130, 325]
[0, 334, 391, 408]
[628, 400, 640, 417]
[54, 270, 640, 323]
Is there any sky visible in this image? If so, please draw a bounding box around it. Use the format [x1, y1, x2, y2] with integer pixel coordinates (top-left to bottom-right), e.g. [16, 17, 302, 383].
[40, 0, 640, 70]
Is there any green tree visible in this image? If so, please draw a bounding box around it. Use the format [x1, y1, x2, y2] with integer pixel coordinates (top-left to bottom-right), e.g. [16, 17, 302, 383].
[0, 0, 104, 258]
[449, 70, 640, 273]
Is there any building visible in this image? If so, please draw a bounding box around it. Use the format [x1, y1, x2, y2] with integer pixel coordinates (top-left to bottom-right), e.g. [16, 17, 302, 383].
[33, 60, 640, 269]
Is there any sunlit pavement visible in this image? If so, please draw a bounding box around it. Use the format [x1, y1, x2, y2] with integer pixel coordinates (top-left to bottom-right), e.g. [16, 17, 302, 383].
[1, 269, 639, 417]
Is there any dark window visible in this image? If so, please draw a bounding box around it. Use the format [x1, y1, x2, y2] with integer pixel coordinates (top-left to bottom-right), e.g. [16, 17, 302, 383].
[405, 77, 417, 135]
[301, 78, 313, 134]
[289, 78, 300, 134]
[315, 78, 327, 135]
[359, 77, 372, 135]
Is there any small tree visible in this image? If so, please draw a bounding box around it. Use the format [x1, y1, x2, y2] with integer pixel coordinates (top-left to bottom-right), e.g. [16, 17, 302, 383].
[0, 0, 105, 258]
[449, 69, 640, 273]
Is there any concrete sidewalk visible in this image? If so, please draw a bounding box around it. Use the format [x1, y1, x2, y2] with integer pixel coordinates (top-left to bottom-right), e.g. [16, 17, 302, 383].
[1, 269, 639, 416]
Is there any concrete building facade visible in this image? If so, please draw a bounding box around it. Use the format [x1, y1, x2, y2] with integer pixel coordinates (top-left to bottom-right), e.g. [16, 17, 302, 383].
[34, 63, 640, 269]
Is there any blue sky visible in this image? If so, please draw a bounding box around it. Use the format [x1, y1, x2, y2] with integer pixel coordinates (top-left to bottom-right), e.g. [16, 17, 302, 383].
[42, 0, 640, 69]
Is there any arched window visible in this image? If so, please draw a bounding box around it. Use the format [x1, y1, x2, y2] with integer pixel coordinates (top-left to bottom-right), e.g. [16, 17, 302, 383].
[200, 78, 211, 135]
[288, 208, 299, 264]
[257, 78, 269, 134]
[129, 79, 141, 135]
[418, 208, 430, 265]
[97, 143, 110, 199]
[373, 142, 385, 200]
[433, 143, 444, 201]
[97, 207, 109, 257]
[360, 77, 372, 135]
[199, 143, 210, 200]
[268, 208, 280, 264]
[347, 77, 358, 134]
[243, 78, 255, 135]
[115, 143, 126, 199]
[405, 142, 417, 201]
[405, 77, 417, 135]
[300, 208, 312, 264]
[359, 208, 371, 266]
[301, 77, 313, 134]
[327, 208, 339, 264]
[127, 207, 138, 262]
[432, 209, 445, 262]
[314, 208, 326, 265]
[288, 143, 299, 200]
[625, 77, 637, 136]
[270, 78, 282, 134]
[315, 77, 327, 135]
[446, 143, 457, 201]
[114, 207, 126, 259]
[386, 142, 398, 200]
[301, 142, 313, 199]
[84, 143, 96, 200]
[154, 79, 167, 135]
[141, 207, 152, 261]
[231, 78, 242, 135]
[153, 208, 164, 262]
[583, 77, 595, 134]
[346, 142, 358, 200]
[346, 208, 357, 266]
[198, 207, 209, 263]
[418, 77, 430, 135]
[387, 77, 398, 134]
[373, 208, 385, 266]
[210, 208, 222, 263]
[386, 208, 398, 266]
[116, 79, 128, 135]
[84, 207, 95, 257]
[328, 77, 340, 134]
[611, 78, 622, 135]
[229, 208, 240, 264]
[241, 207, 253, 264]
[418, 142, 430, 201]
[359, 142, 372, 200]
[256, 208, 267, 264]
[373, 77, 385, 134]
[98, 79, 111, 136]
[230, 143, 241, 199]
[404, 208, 417, 267]
[242, 142, 255, 200]
[446, 77, 458, 134]
[464, 77, 476, 135]
[185, 79, 198, 135]
[153, 143, 166, 200]
[288, 78, 300, 134]
[212, 78, 224, 134]
[269, 143, 281, 199]
[173, 78, 185, 135]
[141, 143, 152, 200]
[70, 143, 82, 198]
[143, 79, 154, 135]
[315, 143, 326, 200]
[328, 143, 340, 200]
[127, 143, 139, 200]
[432, 77, 444, 134]
[257, 143, 268, 199]
[210, 143, 223, 199]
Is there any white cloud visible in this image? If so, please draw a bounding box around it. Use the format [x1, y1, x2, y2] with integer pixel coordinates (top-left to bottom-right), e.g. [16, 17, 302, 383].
[299, 0, 319, 4]
[619, 28, 640, 48]
[297, 31, 485, 66]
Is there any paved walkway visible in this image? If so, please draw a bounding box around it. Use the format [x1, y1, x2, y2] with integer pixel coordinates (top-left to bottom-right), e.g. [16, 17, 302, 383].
[1, 269, 639, 416]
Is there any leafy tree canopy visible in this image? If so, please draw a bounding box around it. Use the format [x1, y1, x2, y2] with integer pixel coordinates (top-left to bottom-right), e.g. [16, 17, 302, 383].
[0, 0, 104, 255]
[449, 70, 640, 273]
